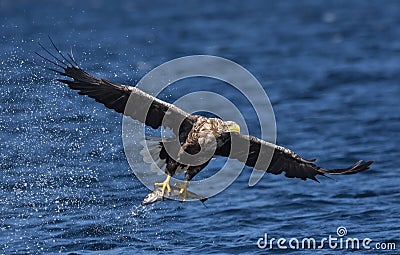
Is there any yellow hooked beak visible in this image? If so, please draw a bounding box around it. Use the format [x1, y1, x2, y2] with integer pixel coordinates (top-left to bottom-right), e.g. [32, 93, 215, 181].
[227, 122, 241, 133]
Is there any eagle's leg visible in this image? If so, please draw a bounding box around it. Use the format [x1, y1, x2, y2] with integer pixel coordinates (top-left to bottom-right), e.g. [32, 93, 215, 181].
[177, 165, 190, 202]
[177, 180, 189, 202]
[177, 160, 211, 202]
[154, 161, 178, 199]
[154, 175, 172, 199]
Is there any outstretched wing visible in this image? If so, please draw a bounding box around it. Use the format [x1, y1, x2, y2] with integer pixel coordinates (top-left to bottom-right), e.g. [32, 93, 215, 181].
[215, 133, 373, 182]
[36, 39, 196, 139]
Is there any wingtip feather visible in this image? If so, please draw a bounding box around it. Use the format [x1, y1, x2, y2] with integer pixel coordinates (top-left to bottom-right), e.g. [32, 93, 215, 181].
[320, 159, 374, 176]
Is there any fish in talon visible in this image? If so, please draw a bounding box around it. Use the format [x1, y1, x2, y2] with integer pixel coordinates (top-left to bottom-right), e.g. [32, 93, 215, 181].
[141, 184, 207, 206]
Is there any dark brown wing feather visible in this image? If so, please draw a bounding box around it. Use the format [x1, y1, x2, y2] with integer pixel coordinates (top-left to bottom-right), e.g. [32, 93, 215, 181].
[37, 44, 195, 139]
[215, 133, 373, 182]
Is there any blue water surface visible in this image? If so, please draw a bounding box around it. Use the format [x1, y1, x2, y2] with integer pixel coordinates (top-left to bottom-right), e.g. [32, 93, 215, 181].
[1, 1, 399, 254]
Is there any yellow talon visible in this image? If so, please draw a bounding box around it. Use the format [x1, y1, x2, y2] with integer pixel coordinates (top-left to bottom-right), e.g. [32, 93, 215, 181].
[154, 175, 172, 199]
[177, 180, 188, 202]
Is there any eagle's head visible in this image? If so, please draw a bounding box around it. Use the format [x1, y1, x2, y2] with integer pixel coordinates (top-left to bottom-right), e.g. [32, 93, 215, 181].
[223, 121, 241, 133]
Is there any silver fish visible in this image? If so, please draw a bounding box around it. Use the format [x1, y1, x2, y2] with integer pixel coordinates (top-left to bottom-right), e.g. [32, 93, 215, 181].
[141, 184, 208, 206]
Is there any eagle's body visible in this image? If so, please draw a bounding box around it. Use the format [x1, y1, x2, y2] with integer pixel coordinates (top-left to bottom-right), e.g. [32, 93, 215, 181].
[145, 116, 239, 181]
[37, 40, 373, 202]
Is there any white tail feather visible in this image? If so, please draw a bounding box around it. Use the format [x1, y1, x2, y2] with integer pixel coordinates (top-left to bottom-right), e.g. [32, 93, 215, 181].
[140, 136, 186, 177]
[140, 138, 165, 175]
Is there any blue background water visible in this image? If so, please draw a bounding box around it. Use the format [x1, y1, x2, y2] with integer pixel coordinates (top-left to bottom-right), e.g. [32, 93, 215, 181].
[1, 0, 399, 254]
